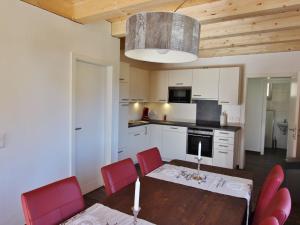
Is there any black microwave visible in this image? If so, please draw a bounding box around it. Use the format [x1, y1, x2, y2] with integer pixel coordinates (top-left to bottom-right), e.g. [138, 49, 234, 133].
[168, 87, 191, 103]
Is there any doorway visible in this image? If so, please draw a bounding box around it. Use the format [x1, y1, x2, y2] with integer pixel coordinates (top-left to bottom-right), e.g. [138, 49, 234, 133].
[244, 75, 300, 159]
[70, 55, 114, 194]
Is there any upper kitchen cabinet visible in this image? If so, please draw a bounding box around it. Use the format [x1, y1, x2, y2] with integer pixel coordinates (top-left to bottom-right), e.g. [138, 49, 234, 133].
[149, 70, 169, 103]
[218, 67, 241, 105]
[130, 67, 149, 102]
[192, 68, 219, 100]
[120, 62, 130, 83]
[168, 69, 193, 87]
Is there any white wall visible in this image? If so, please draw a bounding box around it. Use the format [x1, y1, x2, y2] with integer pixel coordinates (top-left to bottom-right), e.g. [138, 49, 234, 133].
[0, 1, 120, 224]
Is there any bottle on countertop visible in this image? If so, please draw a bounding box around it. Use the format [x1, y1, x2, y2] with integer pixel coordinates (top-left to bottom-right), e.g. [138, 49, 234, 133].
[163, 114, 167, 121]
[220, 112, 228, 126]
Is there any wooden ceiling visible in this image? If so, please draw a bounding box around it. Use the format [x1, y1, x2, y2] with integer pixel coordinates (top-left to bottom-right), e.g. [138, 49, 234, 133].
[22, 0, 300, 58]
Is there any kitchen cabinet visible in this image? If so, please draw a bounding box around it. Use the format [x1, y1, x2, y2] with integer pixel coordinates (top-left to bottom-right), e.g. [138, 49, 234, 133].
[192, 68, 219, 99]
[128, 125, 150, 163]
[149, 124, 163, 151]
[130, 67, 149, 102]
[149, 70, 169, 103]
[218, 67, 241, 105]
[120, 62, 130, 83]
[168, 69, 193, 87]
[213, 130, 236, 169]
[119, 82, 130, 102]
[162, 126, 187, 161]
[118, 103, 129, 148]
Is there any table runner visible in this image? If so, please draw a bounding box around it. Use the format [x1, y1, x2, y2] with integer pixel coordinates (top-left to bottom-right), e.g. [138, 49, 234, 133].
[147, 164, 253, 225]
[61, 203, 155, 225]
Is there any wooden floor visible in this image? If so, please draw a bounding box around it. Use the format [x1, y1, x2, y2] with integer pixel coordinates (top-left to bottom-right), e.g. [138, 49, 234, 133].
[84, 149, 300, 225]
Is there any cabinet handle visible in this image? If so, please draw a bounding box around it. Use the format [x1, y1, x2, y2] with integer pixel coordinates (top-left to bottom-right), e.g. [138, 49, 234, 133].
[131, 99, 138, 101]
[219, 132, 229, 135]
[121, 98, 129, 101]
[118, 150, 124, 153]
[121, 103, 129, 106]
[75, 127, 82, 131]
[218, 151, 228, 154]
[218, 145, 228, 148]
[193, 94, 202, 97]
[134, 133, 140, 136]
[119, 78, 125, 81]
[220, 101, 230, 104]
[159, 99, 166, 102]
[170, 127, 178, 130]
[176, 83, 183, 85]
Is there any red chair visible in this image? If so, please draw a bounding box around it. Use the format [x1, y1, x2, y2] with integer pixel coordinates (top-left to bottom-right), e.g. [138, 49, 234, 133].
[101, 158, 138, 196]
[21, 176, 84, 225]
[259, 217, 279, 225]
[137, 147, 163, 176]
[252, 164, 285, 225]
[257, 188, 291, 225]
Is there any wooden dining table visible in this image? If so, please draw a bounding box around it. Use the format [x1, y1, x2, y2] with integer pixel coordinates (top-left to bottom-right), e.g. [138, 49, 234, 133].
[102, 160, 253, 225]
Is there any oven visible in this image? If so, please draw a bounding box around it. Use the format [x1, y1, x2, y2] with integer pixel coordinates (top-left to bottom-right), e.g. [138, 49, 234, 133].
[187, 128, 213, 158]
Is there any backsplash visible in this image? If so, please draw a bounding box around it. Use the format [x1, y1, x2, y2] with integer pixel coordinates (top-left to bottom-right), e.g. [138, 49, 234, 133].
[128, 101, 241, 125]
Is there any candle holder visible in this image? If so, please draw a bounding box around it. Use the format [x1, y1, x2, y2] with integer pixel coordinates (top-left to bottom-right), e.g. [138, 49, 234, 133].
[191, 158, 202, 181]
[131, 207, 141, 225]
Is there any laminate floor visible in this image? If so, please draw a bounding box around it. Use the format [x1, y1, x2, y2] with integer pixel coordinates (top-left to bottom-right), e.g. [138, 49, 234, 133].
[84, 149, 300, 225]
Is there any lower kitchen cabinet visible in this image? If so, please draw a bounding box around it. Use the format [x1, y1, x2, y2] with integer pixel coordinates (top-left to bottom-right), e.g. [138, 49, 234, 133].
[149, 124, 163, 150]
[213, 130, 239, 169]
[162, 126, 187, 161]
[128, 125, 150, 163]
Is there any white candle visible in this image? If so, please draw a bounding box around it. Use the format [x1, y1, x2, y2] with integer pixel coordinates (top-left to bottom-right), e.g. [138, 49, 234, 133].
[133, 178, 140, 211]
[198, 141, 202, 160]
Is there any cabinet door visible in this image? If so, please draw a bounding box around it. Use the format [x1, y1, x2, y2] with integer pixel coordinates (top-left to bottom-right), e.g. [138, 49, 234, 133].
[120, 62, 130, 83]
[150, 71, 169, 103]
[149, 124, 163, 151]
[219, 67, 240, 105]
[119, 82, 129, 102]
[162, 126, 187, 161]
[192, 68, 219, 99]
[130, 67, 149, 102]
[168, 70, 193, 87]
[118, 103, 129, 148]
[213, 149, 234, 169]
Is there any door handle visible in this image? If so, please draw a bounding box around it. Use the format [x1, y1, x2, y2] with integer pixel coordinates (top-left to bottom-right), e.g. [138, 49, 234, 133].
[75, 127, 82, 131]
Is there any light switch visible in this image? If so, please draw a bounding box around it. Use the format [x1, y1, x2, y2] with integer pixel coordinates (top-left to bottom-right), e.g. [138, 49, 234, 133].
[0, 132, 6, 149]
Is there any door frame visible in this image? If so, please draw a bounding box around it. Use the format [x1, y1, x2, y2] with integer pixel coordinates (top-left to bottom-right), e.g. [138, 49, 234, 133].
[69, 53, 114, 176]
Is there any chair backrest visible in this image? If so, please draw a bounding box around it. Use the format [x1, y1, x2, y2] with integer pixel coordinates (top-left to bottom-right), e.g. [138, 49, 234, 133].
[21, 176, 84, 225]
[101, 158, 138, 196]
[259, 217, 279, 225]
[258, 188, 291, 225]
[137, 147, 163, 176]
[252, 164, 285, 225]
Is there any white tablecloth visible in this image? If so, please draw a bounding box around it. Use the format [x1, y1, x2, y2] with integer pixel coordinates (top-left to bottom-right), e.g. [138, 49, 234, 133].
[147, 164, 253, 225]
[61, 203, 155, 225]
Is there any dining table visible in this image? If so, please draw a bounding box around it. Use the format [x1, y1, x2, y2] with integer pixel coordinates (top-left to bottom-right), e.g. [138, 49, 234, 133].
[101, 159, 254, 225]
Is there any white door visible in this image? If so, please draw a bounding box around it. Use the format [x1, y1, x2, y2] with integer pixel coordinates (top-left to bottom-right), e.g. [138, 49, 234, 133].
[75, 60, 106, 194]
[287, 75, 300, 158]
[244, 78, 267, 153]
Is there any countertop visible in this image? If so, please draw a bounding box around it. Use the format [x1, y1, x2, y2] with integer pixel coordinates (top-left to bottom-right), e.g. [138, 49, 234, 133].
[128, 119, 241, 132]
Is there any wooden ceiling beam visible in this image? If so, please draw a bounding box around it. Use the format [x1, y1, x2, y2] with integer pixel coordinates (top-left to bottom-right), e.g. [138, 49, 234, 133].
[200, 28, 300, 49]
[199, 40, 300, 57]
[72, 0, 218, 23]
[21, 0, 74, 19]
[112, 10, 300, 38]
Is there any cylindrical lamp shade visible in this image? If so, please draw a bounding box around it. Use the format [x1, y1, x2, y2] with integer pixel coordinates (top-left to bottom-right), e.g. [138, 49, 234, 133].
[125, 12, 200, 63]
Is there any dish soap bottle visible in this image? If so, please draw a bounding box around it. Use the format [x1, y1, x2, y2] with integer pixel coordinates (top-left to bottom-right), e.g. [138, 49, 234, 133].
[220, 112, 228, 126]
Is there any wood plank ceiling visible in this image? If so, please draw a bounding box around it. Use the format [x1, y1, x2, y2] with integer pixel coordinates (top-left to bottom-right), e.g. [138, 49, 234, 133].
[21, 0, 300, 58]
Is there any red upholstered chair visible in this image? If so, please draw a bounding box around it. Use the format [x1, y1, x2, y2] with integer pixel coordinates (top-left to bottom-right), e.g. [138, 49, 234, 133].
[21, 176, 84, 225]
[137, 147, 163, 176]
[259, 217, 279, 225]
[252, 164, 285, 225]
[256, 188, 291, 225]
[101, 158, 138, 196]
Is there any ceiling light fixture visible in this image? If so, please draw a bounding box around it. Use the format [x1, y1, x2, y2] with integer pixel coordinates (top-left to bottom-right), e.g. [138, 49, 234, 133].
[125, 12, 200, 64]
